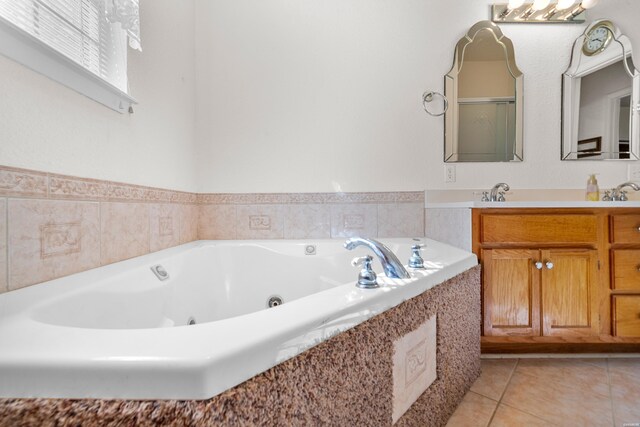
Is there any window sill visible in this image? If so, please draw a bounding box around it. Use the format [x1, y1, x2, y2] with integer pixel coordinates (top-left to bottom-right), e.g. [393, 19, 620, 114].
[0, 16, 136, 114]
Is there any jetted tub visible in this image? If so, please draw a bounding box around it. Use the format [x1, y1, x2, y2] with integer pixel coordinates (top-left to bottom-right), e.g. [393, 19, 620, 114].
[0, 238, 477, 400]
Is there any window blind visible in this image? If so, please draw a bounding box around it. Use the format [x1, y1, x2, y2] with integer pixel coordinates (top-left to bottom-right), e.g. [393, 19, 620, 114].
[0, 0, 128, 94]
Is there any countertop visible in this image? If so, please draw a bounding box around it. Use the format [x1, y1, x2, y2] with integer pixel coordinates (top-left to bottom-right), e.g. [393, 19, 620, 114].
[425, 201, 640, 208]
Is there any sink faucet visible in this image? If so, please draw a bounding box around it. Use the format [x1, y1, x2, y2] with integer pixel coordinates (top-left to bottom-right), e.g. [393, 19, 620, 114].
[344, 237, 410, 279]
[482, 183, 510, 202]
[604, 182, 640, 201]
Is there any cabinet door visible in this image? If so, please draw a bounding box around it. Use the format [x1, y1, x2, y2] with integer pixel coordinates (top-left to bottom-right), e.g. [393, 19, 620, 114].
[540, 249, 599, 337]
[483, 249, 540, 336]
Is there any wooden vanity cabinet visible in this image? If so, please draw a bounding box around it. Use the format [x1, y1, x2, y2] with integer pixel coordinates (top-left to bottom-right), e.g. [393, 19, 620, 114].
[610, 214, 640, 338]
[474, 208, 640, 352]
[479, 213, 600, 339]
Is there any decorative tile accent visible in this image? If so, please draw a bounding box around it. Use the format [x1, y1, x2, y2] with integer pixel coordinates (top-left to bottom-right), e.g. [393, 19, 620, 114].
[40, 223, 81, 258]
[343, 214, 365, 229]
[8, 199, 100, 290]
[394, 192, 426, 203]
[378, 203, 425, 238]
[330, 204, 377, 238]
[49, 174, 198, 203]
[236, 205, 284, 239]
[0, 199, 6, 293]
[197, 191, 424, 205]
[100, 203, 150, 265]
[199, 204, 237, 240]
[392, 315, 437, 424]
[150, 204, 180, 252]
[249, 215, 271, 230]
[405, 340, 428, 386]
[0, 167, 48, 198]
[48, 176, 110, 201]
[284, 204, 331, 239]
[178, 204, 198, 244]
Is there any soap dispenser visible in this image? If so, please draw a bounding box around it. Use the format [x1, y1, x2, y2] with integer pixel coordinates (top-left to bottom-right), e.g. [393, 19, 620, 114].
[586, 174, 599, 201]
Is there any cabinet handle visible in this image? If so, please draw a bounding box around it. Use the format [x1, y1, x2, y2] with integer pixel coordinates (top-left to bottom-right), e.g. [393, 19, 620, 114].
[535, 261, 543, 270]
[546, 261, 554, 270]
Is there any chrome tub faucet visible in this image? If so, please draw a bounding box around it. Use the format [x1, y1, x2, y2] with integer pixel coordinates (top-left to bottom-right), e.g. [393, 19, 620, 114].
[344, 237, 410, 279]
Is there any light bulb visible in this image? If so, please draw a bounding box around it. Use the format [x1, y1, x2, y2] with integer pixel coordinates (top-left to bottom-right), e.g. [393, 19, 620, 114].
[580, 0, 599, 9]
[532, 0, 551, 10]
[556, 0, 576, 10]
[508, 0, 526, 8]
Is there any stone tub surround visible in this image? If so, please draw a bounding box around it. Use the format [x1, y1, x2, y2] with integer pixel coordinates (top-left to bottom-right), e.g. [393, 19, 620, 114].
[0, 266, 481, 427]
[0, 165, 425, 293]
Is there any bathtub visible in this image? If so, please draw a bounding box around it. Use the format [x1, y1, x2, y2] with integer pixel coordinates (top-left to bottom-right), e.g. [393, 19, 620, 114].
[0, 238, 477, 400]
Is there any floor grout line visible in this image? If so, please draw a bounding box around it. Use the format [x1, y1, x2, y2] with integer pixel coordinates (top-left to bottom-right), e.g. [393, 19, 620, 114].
[485, 358, 519, 427]
[498, 358, 519, 402]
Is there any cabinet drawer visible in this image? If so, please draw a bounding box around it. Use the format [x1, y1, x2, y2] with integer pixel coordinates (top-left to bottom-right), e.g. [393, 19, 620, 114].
[612, 250, 640, 291]
[613, 295, 640, 337]
[611, 215, 640, 244]
[481, 214, 597, 244]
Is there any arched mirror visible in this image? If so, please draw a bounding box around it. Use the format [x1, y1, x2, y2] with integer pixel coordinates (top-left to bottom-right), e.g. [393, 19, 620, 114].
[561, 19, 640, 160]
[444, 20, 523, 162]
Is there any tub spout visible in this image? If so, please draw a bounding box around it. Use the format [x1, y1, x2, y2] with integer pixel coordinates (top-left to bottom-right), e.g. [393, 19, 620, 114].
[344, 237, 410, 279]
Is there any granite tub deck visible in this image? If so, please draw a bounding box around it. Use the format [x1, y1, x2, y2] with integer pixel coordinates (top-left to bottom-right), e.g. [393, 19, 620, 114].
[0, 267, 481, 427]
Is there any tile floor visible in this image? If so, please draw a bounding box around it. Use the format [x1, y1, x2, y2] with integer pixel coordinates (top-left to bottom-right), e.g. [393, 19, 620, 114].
[446, 357, 640, 427]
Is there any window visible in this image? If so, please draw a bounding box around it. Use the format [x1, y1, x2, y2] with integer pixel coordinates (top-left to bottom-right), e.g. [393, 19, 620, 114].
[0, 0, 140, 112]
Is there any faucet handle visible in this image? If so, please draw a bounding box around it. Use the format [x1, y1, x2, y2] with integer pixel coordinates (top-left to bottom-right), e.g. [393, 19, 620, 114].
[481, 191, 490, 202]
[409, 244, 425, 269]
[351, 255, 370, 267]
[602, 190, 612, 201]
[351, 255, 378, 289]
[497, 191, 506, 202]
[620, 190, 628, 201]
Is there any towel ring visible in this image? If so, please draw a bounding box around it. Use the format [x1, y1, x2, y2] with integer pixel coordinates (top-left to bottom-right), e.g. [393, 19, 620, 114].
[422, 91, 448, 117]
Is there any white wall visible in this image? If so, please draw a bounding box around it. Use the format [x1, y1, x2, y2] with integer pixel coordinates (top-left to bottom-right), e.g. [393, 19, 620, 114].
[1, 1, 639, 194]
[195, 0, 640, 193]
[195, 0, 437, 193]
[0, 0, 198, 192]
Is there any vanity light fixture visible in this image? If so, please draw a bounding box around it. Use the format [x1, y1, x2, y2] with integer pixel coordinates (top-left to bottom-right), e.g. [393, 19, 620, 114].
[540, 0, 576, 20]
[492, 0, 598, 23]
[519, 0, 550, 20]
[498, 0, 526, 19]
